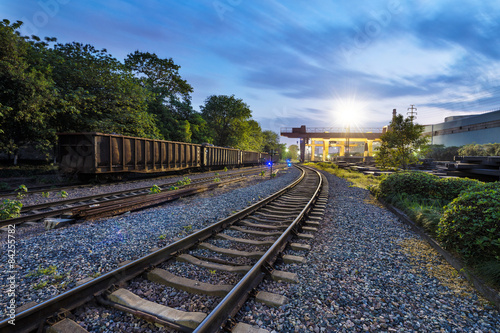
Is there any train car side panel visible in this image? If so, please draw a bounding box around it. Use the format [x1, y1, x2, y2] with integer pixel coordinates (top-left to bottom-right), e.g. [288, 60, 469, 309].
[58, 132, 202, 175]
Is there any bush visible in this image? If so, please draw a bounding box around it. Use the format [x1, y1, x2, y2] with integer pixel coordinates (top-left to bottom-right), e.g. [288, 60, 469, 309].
[376, 171, 481, 202]
[437, 189, 500, 261]
[435, 177, 480, 201]
[0, 199, 23, 220]
[377, 171, 440, 198]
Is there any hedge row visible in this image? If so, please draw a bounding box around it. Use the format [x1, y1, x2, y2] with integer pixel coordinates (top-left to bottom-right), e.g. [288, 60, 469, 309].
[375, 172, 500, 264]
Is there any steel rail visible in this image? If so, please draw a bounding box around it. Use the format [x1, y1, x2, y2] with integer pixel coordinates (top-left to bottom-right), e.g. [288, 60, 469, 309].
[193, 166, 323, 332]
[0, 166, 305, 333]
[0, 168, 267, 228]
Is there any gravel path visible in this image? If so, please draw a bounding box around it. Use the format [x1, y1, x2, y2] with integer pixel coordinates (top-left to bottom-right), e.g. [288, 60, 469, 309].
[0, 167, 299, 321]
[235, 171, 500, 332]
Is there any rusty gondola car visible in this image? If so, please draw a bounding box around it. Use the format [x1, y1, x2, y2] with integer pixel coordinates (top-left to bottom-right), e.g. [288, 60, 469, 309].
[58, 133, 202, 178]
[58, 132, 268, 179]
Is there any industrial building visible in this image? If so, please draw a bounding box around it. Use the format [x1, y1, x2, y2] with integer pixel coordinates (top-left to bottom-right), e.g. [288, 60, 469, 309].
[423, 109, 500, 147]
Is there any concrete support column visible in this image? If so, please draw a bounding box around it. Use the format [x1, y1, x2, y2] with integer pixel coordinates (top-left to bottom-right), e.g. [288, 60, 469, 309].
[300, 138, 306, 162]
[340, 145, 345, 156]
[310, 144, 315, 161]
[322, 140, 329, 161]
[367, 140, 374, 157]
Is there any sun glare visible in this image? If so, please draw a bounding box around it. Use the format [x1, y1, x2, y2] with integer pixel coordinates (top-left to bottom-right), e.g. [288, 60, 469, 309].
[332, 95, 368, 129]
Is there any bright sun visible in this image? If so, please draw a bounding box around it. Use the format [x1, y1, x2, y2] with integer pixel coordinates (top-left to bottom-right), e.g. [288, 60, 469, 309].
[332, 95, 368, 129]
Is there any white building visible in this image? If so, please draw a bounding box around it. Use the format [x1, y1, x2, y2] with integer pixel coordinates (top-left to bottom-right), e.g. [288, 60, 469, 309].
[423, 110, 500, 146]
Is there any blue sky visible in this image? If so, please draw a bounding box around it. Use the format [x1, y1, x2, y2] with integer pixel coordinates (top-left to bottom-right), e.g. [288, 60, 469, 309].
[4, 0, 500, 143]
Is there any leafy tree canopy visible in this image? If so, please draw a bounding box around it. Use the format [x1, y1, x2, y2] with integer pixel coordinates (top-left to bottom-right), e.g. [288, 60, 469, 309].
[0, 19, 55, 163]
[375, 114, 428, 170]
[200, 95, 253, 148]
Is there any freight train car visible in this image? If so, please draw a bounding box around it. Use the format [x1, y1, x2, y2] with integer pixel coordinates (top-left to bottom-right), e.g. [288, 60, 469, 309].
[58, 132, 274, 179]
[241, 150, 260, 166]
[58, 133, 201, 178]
[201, 145, 241, 168]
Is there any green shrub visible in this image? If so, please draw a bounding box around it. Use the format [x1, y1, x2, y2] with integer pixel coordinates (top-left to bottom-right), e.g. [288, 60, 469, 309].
[377, 171, 440, 198]
[437, 189, 500, 261]
[435, 177, 480, 201]
[149, 185, 161, 194]
[175, 177, 191, 187]
[0, 199, 23, 220]
[377, 172, 481, 202]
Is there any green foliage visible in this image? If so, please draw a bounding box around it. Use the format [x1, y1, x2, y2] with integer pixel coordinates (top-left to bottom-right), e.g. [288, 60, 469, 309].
[169, 186, 179, 191]
[42, 192, 50, 198]
[149, 184, 162, 194]
[32, 281, 48, 290]
[0, 20, 55, 163]
[375, 114, 429, 170]
[175, 177, 191, 186]
[312, 162, 380, 189]
[458, 143, 500, 156]
[26, 264, 57, 277]
[213, 177, 221, 182]
[422, 144, 460, 161]
[214, 172, 219, 176]
[375, 171, 480, 202]
[158, 234, 166, 240]
[237, 119, 263, 151]
[437, 177, 480, 201]
[15, 184, 28, 199]
[0, 199, 23, 219]
[58, 190, 68, 198]
[200, 94, 253, 148]
[223, 167, 228, 172]
[259, 170, 266, 177]
[437, 189, 500, 261]
[271, 172, 277, 178]
[47, 42, 160, 139]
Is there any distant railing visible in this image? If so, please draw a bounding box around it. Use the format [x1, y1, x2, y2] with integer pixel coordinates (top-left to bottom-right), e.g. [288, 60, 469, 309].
[280, 127, 384, 133]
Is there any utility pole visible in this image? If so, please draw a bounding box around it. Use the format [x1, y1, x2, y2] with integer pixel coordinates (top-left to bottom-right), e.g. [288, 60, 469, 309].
[407, 104, 417, 122]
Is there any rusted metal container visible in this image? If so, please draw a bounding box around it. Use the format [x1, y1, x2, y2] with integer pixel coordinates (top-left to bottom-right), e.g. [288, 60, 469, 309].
[58, 132, 201, 174]
[241, 150, 260, 165]
[202, 145, 241, 168]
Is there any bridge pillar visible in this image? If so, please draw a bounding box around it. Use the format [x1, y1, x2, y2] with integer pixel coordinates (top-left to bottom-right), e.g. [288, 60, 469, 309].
[366, 140, 374, 157]
[339, 145, 345, 156]
[300, 138, 306, 162]
[323, 140, 329, 161]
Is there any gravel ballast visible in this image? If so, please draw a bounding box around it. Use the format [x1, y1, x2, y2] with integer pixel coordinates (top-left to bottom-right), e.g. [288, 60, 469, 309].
[3, 167, 499, 332]
[0, 167, 299, 321]
[236, 171, 500, 332]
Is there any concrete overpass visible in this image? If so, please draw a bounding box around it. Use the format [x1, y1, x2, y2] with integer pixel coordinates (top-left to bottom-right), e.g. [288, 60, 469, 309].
[281, 125, 384, 162]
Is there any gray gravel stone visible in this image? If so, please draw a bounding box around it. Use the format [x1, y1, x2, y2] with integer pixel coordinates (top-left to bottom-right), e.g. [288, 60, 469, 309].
[0, 167, 299, 320]
[236, 170, 500, 332]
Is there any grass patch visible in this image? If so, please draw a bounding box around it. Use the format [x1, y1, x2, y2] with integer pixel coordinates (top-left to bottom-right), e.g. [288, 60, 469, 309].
[306, 162, 381, 189]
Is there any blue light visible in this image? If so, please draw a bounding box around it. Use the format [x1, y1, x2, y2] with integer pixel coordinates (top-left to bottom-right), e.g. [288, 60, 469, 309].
[267, 162, 272, 167]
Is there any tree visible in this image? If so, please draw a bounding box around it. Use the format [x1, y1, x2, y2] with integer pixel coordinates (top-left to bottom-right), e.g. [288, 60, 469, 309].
[261, 130, 280, 153]
[46, 42, 159, 138]
[200, 95, 252, 147]
[238, 120, 263, 151]
[284, 144, 299, 161]
[125, 51, 195, 141]
[375, 114, 428, 170]
[0, 20, 55, 164]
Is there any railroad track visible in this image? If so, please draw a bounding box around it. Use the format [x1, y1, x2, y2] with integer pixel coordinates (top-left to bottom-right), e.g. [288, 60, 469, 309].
[0, 167, 271, 229]
[0, 165, 327, 332]
[0, 165, 269, 199]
